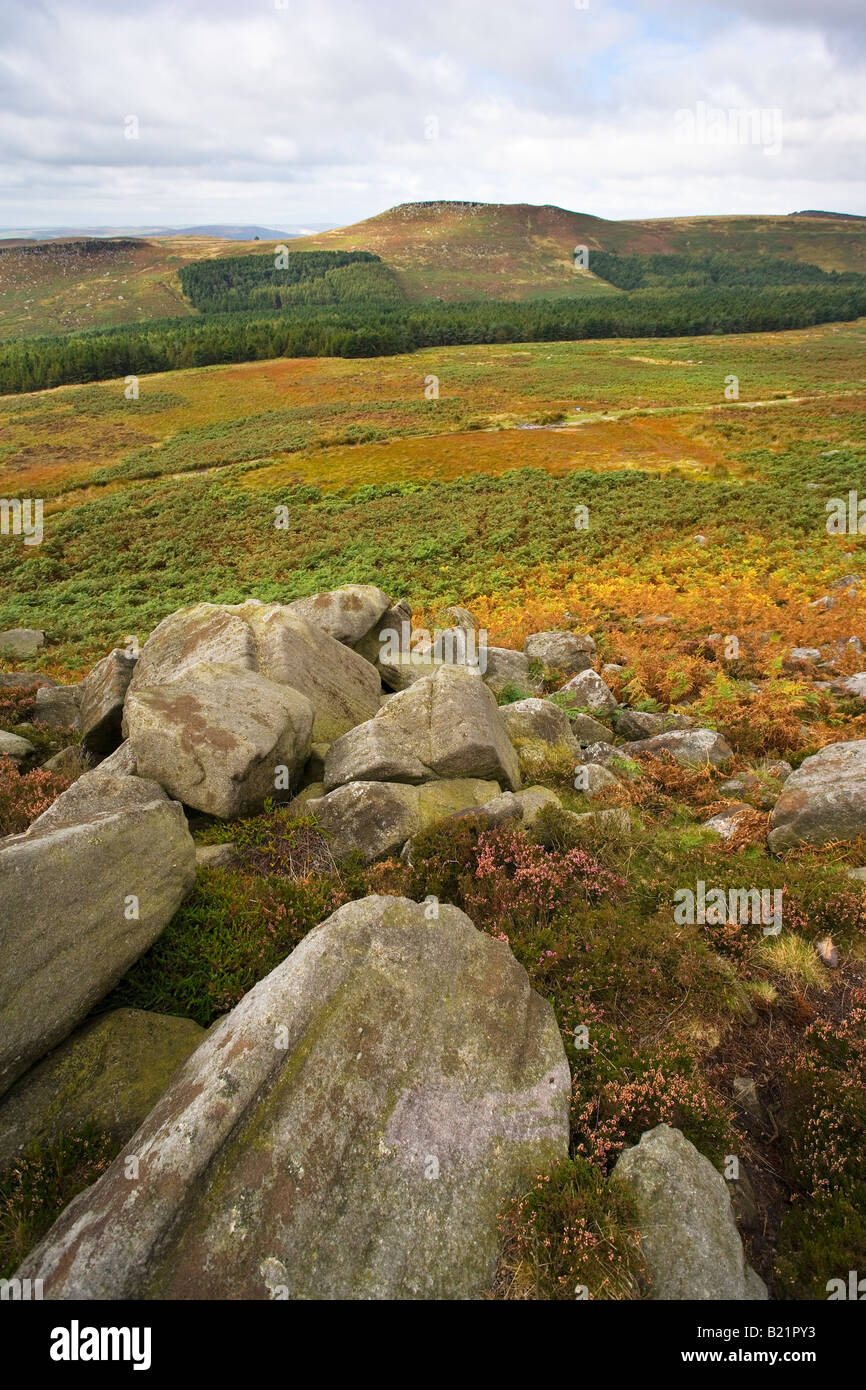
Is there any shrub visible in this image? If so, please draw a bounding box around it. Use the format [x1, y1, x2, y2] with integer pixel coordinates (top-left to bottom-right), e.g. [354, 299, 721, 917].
[0, 755, 72, 837]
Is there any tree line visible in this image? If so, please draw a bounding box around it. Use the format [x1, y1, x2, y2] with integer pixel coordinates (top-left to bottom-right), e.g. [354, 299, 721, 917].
[3, 282, 866, 396]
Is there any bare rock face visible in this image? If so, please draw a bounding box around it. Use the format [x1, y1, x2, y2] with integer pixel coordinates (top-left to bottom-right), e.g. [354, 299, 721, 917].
[612, 708, 694, 741]
[481, 647, 542, 698]
[287, 584, 391, 646]
[523, 630, 595, 675]
[126, 663, 313, 819]
[33, 683, 81, 732]
[17, 896, 570, 1301]
[768, 740, 866, 851]
[79, 648, 138, 754]
[0, 777, 196, 1098]
[612, 1125, 767, 1301]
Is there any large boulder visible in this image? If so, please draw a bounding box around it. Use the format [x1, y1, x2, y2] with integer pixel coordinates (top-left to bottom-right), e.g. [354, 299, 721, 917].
[323, 722, 430, 791]
[369, 666, 520, 790]
[500, 697, 580, 781]
[127, 603, 257, 696]
[79, 648, 138, 754]
[126, 663, 313, 819]
[621, 728, 733, 769]
[768, 740, 866, 851]
[0, 778, 196, 1098]
[612, 1124, 767, 1300]
[228, 600, 381, 741]
[0, 1009, 205, 1170]
[523, 630, 595, 675]
[305, 778, 502, 862]
[17, 896, 570, 1300]
[287, 584, 391, 646]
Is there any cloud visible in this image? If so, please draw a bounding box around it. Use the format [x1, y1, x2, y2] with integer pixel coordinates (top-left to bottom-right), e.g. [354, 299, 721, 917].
[0, 0, 863, 227]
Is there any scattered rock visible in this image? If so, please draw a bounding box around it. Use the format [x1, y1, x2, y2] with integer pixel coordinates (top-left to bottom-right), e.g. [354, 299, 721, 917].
[482, 647, 542, 698]
[703, 804, 753, 839]
[40, 745, 94, 779]
[567, 712, 611, 745]
[831, 673, 866, 700]
[612, 1124, 767, 1300]
[523, 630, 595, 675]
[784, 647, 822, 670]
[768, 740, 866, 851]
[17, 896, 570, 1300]
[557, 669, 617, 715]
[500, 697, 579, 780]
[574, 763, 621, 798]
[621, 728, 733, 769]
[195, 842, 238, 869]
[0, 629, 44, 658]
[0, 730, 35, 763]
[0, 1009, 205, 1170]
[513, 785, 562, 825]
[33, 683, 81, 731]
[305, 778, 502, 862]
[612, 708, 694, 741]
[583, 741, 642, 781]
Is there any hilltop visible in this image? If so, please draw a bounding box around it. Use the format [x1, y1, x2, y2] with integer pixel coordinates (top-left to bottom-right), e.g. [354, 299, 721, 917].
[291, 201, 866, 300]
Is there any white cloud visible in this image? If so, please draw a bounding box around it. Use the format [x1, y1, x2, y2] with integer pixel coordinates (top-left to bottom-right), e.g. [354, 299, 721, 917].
[0, 0, 862, 227]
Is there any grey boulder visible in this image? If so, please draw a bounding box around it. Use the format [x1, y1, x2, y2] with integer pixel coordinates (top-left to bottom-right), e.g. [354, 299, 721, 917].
[523, 630, 595, 674]
[621, 728, 733, 769]
[768, 740, 866, 851]
[79, 648, 138, 754]
[287, 584, 391, 646]
[17, 896, 570, 1300]
[612, 1124, 767, 1300]
[126, 662, 313, 819]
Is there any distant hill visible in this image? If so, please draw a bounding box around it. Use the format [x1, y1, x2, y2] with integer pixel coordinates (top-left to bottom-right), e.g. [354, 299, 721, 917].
[291, 201, 866, 300]
[2, 201, 865, 339]
[0, 223, 335, 241]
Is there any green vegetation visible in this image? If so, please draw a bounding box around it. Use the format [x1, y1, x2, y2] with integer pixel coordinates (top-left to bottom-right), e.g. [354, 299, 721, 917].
[4, 281, 865, 395]
[178, 249, 393, 312]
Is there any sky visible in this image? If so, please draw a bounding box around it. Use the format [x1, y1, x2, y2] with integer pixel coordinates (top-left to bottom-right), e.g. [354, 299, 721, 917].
[0, 0, 864, 230]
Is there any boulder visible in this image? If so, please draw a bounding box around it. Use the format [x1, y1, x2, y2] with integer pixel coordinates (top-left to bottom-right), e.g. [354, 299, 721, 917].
[0, 629, 44, 658]
[33, 683, 81, 731]
[17, 896, 570, 1300]
[612, 1124, 767, 1300]
[523, 630, 595, 675]
[0, 1009, 205, 1170]
[574, 763, 621, 798]
[513, 785, 562, 826]
[567, 712, 611, 745]
[127, 604, 257, 696]
[79, 648, 138, 754]
[612, 709, 694, 741]
[0, 672, 56, 691]
[374, 666, 520, 791]
[481, 647, 542, 698]
[229, 600, 381, 741]
[287, 584, 391, 646]
[0, 781, 195, 1097]
[768, 740, 866, 851]
[0, 730, 34, 762]
[195, 842, 238, 869]
[621, 728, 733, 769]
[126, 663, 313, 819]
[557, 669, 617, 715]
[353, 599, 412, 672]
[324, 722, 430, 791]
[500, 697, 580, 781]
[305, 778, 502, 862]
[441, 605, 480, 630]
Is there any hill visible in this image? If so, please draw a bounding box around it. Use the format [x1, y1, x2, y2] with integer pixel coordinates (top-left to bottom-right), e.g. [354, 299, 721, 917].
[3, 202, 866, 341]
[292, 201, 866, 300]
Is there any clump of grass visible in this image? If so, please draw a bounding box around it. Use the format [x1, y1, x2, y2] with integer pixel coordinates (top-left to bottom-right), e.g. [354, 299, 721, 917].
[0, 1127, 119, 1278]
[491, 1156, 646, 1300]
[753, 933, 829, 991]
